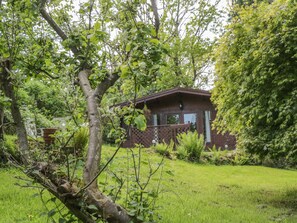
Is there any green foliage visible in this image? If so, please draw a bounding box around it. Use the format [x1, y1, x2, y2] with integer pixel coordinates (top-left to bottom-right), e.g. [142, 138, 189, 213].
[153, 0, 222, 90]
[0, 135, 20, 163]
[134, 114, 147, 131]
[44, 126, 88, 165]
[0, 91, 11, 107]
[202, 146, 228, 165]
[104, 0, 223, 103]
[201, 147, 261, 166]
[176, 143, 188, 160]
[23, 80, 68, 118]
[73, 127, 89, 155]
[153, 140, 175, 159]
[176, 131, 205, 162]
[3, 135, 17, 153]
[213, 0, 297, 159]
[99, 146, 164, 223]
[0, 0, 224, 221]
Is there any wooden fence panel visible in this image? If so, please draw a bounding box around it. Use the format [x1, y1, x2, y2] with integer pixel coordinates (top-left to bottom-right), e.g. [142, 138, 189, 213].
[126, 124, 191, 148]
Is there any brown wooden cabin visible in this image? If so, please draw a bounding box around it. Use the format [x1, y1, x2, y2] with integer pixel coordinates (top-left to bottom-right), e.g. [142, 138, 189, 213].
[118, 87, 236, 149]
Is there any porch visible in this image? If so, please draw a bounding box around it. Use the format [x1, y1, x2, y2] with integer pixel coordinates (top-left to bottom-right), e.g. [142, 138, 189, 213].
[122, 124, 191, 148]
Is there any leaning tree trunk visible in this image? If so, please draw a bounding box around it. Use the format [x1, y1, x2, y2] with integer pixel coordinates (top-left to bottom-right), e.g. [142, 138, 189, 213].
[78, 70, 131, 223]
[32, 2, 134, 222]
[0, 106, 4, 141]
[0, 59, 30, 164]
[0, 62, 131, 222]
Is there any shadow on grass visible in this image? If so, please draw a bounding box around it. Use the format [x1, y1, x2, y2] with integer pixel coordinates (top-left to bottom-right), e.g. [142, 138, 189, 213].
[267, 189, 297, 222]
[270, 189, 297, 211]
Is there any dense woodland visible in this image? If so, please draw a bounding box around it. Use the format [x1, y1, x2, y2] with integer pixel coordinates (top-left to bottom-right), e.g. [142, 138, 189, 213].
[0, 0, 296, 222]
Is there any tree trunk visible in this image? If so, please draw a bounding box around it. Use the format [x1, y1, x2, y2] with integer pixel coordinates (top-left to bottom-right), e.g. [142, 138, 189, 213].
[37, 3, 133, 222]
[78, 70, 101, 189]
[0, 106, 4, 141]
[0, 59, 30, 164]
[78, 69, 131, 223]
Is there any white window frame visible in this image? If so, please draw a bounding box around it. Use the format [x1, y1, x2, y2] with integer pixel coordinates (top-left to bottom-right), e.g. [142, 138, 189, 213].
[204, 111, 211, 143]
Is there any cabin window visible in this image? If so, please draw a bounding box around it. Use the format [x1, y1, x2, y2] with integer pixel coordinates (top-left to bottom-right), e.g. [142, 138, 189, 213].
[167, 114, 180, 125]
[184, 113, 197, 131]
[152, 114, 161, 126]
[204, 111, 211, 143]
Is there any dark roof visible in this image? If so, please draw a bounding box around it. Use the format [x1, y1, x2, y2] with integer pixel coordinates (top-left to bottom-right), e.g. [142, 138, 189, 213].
[116, 87, 211, 107]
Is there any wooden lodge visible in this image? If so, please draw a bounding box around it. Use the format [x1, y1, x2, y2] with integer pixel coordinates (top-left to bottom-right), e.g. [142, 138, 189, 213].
[118, 87, 236, 149]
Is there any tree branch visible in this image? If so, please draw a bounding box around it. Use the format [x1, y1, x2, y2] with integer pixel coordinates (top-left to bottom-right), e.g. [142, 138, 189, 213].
[94, 72, 120, 103]
[150, 0, 160, 37]
[39, 0, 79, 55]
[27, 163, 97, 223]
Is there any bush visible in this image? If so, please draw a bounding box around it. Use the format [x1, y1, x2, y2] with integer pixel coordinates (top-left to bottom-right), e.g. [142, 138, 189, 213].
[212, 0, 297, 160]
[260, 156, 297, 169]
[73, 127, 89, 156]
[201, 146, 228, 165]
[201, 147, 261, 166]
[176, 131, 204, 162]
[0, 135, 20, 163]
[176, 144, 188, 160]
[153, 140, 175, 159]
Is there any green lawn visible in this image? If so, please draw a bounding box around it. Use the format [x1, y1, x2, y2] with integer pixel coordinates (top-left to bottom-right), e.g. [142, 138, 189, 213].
[0, 168, 49, 223]
[1, 146, 297, 222]
[158, 163, 297, 223]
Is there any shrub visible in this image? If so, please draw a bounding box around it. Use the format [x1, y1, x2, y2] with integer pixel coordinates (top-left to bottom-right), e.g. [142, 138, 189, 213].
[153, 140, 175, 159]
[212, 0, 297, 160]
[201, 147, 261, 166]
[73, 127, 89, 156]
[176, 144, 188, 160]
[0, 135, 20, 163]
[202, 146, 227, 165]
[176, 131, 204, 162]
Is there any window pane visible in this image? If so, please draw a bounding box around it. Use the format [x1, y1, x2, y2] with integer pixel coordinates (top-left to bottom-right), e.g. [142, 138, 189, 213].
[184, 113, 197, 131]
[167, 114, 180, 124]
[152, 114, 160, 126]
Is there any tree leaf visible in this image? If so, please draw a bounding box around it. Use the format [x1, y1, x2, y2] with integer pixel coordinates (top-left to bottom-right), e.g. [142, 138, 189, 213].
[134, 115, 147, 131]
[120, 65, 130, 78]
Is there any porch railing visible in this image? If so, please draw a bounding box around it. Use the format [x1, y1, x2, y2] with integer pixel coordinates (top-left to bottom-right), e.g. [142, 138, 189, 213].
[124, 124, 191, 148]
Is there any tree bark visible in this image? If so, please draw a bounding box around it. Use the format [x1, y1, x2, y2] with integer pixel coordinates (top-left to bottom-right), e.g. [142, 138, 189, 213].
[29, 162, 131, 223]
[78, 69, 101, 189]
[0, 59, 30, 164]
[191, 53, 198, 82]
[0, 106, 4, 141]
[38, 2, 132, 222]
[150, 0, 160, 37]
[78, 69, 130, 223]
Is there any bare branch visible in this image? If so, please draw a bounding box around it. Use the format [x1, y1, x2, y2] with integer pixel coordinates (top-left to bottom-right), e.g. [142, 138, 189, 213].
[94, 72, 120, 103]
[78, 144, 122, 193]
[39, 0, 79, 55]
[150, 0, 160, 37]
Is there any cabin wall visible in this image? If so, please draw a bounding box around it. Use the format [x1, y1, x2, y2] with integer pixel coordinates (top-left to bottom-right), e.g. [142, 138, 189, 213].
[129, 94, 236, 149]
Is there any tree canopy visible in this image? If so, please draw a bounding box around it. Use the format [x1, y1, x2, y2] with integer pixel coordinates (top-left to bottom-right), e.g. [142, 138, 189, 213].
[212, 0, 297, 159]
[0, 0, 224, 222]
